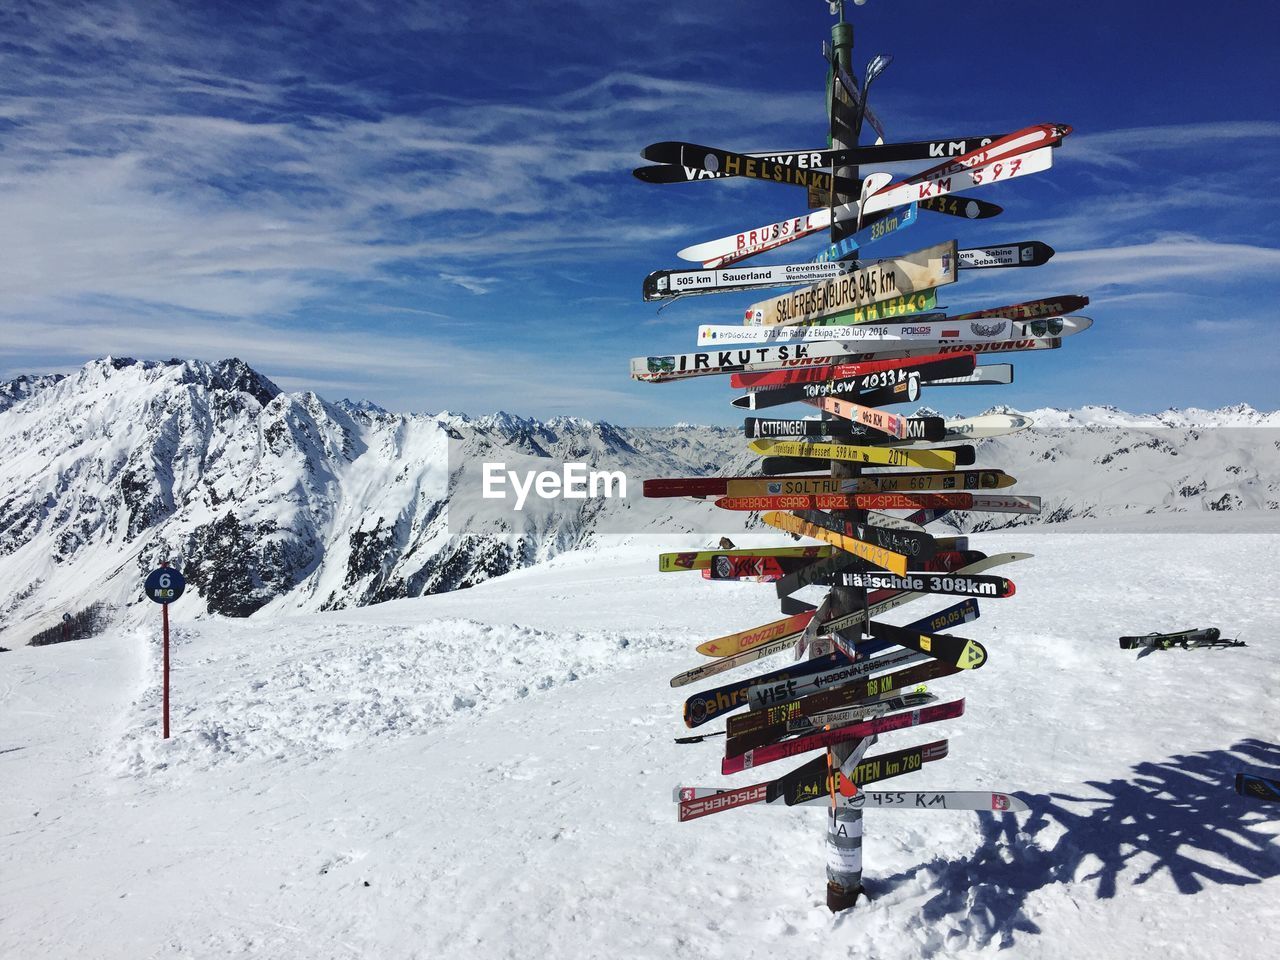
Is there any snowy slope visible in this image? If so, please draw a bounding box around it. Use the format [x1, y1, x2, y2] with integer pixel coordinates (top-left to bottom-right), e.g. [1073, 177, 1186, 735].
[2, 357, 1278, 649]
[2, 523, 1277, 959]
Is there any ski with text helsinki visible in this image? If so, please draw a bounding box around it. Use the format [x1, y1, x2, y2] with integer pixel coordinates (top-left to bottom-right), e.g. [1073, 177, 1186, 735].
[722, 698, 965, 774]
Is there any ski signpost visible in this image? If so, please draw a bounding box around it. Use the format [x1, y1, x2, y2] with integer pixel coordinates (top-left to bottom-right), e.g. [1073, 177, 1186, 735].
[629, 0, 1093, 913]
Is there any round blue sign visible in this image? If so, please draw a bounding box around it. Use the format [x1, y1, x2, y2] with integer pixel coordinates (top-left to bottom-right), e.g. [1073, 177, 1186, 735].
[144, 568, 186, 604]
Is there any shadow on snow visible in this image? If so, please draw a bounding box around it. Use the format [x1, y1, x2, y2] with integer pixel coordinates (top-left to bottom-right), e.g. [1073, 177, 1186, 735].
[866, 738, 1280, 950]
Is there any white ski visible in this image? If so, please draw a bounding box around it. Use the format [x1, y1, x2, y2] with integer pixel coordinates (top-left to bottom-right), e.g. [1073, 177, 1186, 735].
[696, 315, 1091, 348]
[927, 364, 1015, 386]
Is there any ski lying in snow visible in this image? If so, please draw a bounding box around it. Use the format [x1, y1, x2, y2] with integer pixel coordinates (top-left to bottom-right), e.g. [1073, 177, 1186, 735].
[741, 240, 957, 327]
[1118, 628, 1244, 650]
[722, 698, 965, 774]
[644, 261, 856, 302]
[1235, 772, 1280, 802]
[811, 204, 918, 263]
[674, 739, 950, 821]
[840, 571, 1014, 599]
[743, 415, 946, 441]
[723, 691, 937, 756]
[867, 620, 988, 671]
[748, 438, 957, 470]
[668, 557, 1025, 688]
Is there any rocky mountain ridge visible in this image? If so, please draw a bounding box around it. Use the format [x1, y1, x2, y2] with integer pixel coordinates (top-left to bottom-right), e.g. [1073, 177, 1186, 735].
[0, 357, 1274, 644]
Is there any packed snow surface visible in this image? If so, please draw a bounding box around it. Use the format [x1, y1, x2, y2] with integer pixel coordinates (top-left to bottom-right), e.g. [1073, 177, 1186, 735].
[3, 523, 1278, 959]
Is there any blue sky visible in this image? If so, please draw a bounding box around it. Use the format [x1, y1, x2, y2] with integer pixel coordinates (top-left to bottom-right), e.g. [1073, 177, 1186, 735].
[1, 0, 1277, 425]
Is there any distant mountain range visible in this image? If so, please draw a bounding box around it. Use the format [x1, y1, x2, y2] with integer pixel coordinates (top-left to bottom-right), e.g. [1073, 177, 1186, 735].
[1, 357, 1275, 645]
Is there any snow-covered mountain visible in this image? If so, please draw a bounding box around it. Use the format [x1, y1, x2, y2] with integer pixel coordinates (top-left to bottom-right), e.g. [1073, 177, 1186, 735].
[0, 357, 1276, 645]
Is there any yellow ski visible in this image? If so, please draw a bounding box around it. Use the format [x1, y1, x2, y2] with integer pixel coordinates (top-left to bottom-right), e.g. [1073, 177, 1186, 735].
[760, 511, 909, 576]
[748, 438, 957, 471]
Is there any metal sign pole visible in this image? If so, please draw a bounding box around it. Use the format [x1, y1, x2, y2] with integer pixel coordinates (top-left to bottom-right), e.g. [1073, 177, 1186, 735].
[824, 6, 866, 914]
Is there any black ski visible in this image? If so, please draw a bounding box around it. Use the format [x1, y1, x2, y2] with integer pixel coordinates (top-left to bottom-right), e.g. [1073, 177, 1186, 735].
[638, 133, 1008, 176]
[732, 357, 972, 411]
[792, 510, 937, 563]
[743, 415, 946, 441]
[1236, 772, 1280, 802]
[1118, 628, 1244, 650]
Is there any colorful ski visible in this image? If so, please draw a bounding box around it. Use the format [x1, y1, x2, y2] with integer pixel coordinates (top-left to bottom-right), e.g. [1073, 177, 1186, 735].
[674, 740, 951, 821]
[639, 133, 1009, 174]
[730, 659, 959, 739]
[866, 620, 988, 671]
[698, 315, 1092, 347]
[722, 698, 965, 774]
[811, 205, 919, 264]
[668, 556, 1026, 688]
[731, 350, 956, 389]
[731, 357, 973, 409]
[747, 439, 958, 470]
[725, 691, 936, 757]
[1118, 628, 1245, 650]
[747, 598, 986, 707]
[861, 124, 1071, 216]
[742, 415, 946, 441]
[757, 511, 910, 575]
[836, 470, 1015, 493]
[951, 294, 1089, 322]
[741, 240, 958, 327]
